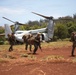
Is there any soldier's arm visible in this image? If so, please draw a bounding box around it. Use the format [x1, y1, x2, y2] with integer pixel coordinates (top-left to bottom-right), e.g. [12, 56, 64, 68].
[34, 37, 39, 42]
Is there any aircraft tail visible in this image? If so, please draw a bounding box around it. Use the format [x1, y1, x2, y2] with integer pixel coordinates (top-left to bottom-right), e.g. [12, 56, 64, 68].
[47, 19, 54, 39]
[4, 24, 12, 38]
[32, 12, 55, 40]
[14, 23, 20, 33]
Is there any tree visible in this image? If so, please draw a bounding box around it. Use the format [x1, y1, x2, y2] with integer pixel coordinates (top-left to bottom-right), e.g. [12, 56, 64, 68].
[54, 23, 68, 39]
[0, 26, 4, 34]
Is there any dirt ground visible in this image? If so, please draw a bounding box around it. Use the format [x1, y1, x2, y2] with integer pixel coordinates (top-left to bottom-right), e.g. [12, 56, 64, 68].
[0, 41, 76, 75]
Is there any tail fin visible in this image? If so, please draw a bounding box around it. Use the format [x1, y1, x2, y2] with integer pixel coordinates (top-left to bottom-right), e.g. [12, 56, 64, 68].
[4, 24, 12, 38]
[14, 22, 20, 33]
[47, 19, 54, 39]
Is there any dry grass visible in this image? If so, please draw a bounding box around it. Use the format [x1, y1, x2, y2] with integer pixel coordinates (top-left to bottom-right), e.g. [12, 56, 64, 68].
[40, 55, 65, 62]
[0, 58, 9, 63]
[42, 41, 72, 48]
[0, 41, 72, 51]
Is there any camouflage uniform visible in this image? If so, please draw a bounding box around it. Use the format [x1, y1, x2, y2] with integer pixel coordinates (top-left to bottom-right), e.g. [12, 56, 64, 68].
[8, 33, 15, 52]
[22, 34, 41, 54]
[22, 34, 32, 51]
[33, 33, 42, 54]
[71, 32, 76, 56]
[26, 34, 32, 51]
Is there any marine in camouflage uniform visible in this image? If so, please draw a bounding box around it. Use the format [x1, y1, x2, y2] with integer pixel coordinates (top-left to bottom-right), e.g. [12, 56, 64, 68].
[22, 34, 33, 51]
[22, 34, 41, 54]
[25, 34, 32, 51]
[8, 33, 15, 52]
[71, 32, 76, 56]
[33, 33, 42, 54]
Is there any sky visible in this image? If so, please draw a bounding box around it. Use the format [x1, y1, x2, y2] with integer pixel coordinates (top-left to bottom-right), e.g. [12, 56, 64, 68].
[0, 0, 76, 26]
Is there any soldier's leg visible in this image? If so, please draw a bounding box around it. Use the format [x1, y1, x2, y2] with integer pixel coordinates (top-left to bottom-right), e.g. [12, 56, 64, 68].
[71, 46, 75, 56]
[25, 43, 28, 50]
[11, 45, 14, 51]
[9, 46, 11, 51]
[29, 45, 32, 52]
[39, 43, 42, 49]
[33, 44, 38, 54]
[9, 45, 12, 52]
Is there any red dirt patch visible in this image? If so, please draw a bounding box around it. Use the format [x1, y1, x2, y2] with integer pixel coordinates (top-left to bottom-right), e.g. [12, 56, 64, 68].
[0, 42, 76, 75]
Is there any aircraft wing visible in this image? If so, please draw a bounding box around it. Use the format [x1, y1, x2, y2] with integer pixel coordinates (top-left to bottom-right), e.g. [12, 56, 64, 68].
[29, 28, 46, 35]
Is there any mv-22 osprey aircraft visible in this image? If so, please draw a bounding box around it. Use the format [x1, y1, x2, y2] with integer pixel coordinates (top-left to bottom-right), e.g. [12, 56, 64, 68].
[3, 12, 55, 43]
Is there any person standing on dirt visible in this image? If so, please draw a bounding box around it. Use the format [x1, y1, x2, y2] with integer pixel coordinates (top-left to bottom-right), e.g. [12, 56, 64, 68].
[71, 32, 76, 56]
[36, 33, 42, 49]
[7, 33, 15, 52]
[33, 33, 42, 54]
[25, 34, 32, 51]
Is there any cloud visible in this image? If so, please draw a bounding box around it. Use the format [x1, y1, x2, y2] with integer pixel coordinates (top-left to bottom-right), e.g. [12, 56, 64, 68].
[0, 7, 26, 15]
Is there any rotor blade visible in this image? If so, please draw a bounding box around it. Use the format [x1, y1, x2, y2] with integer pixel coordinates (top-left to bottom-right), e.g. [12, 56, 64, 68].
[15, 22, 25, 25]
[2, 17, 15, 23]
[32, 12, 53, 19]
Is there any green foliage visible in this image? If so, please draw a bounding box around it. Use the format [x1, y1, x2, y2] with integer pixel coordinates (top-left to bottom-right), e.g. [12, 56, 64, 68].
[0, 26, 4, 34]
[0, 36, 6, 45]
[0, 41, 4, 45]
[53, 36, 58, 41]
[4, 41, 9, 45]
[67, 23, 76, 36]
[54, 23, 68, 39]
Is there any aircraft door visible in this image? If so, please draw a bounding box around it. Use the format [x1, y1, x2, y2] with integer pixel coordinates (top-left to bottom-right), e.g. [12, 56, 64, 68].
[41, 34, 44, 40]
